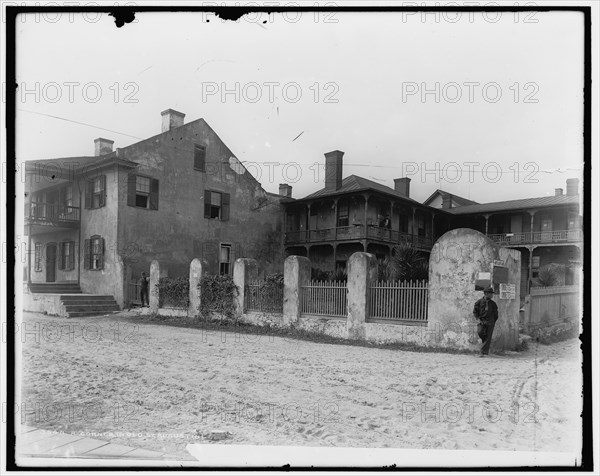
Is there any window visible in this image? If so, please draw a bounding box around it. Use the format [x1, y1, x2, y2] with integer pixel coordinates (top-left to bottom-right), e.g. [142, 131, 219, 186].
[194, 145, 206, 172]
[220, 244, 231, 275]
[59, 241, 75, 271]
[34, 243, 42, 271]
[204, 190, 230, 221]
[399, 213, 409, 233]
[532, 256, 540, 269]
[337, 202, 349, 227]
[541, 217, 553, 232]
[416, 214, 426, 237]
[127, 174, 159, 210]
[61, 185, 73, 208]
[84, 235, 104, 270]
[85, 175, 106, 209]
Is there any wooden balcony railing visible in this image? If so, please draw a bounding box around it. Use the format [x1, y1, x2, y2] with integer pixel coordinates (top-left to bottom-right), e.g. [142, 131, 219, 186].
[285, 224, 434, 250]
[487, 229, 582, 246]
[26, 202, 80, 227]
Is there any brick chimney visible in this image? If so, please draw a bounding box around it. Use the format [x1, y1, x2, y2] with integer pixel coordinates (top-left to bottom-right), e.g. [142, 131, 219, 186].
[566, 178, 579, 196]
[279, 183, 292, 198]
[394, 177, 411, 198]
[325, 150, 344, 191]
[161, 108, 185, 132]
[442, 194, 453, 209]
[555, 188, 563, 196]
[94, 138, 114, 156]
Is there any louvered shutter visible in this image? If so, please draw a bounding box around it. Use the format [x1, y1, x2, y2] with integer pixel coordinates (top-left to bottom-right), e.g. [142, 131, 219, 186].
[127, 174, 136, 207]
[149, 179, 159, 210]
[85, 181, 92, 209]
[98, 237, 105, 269]
[83, 239, 91, 270]
[99, 175, 106, 207]
[204, 190, 211, 218]
[58, 242, 64, 270]
[221, 193, 230, 221]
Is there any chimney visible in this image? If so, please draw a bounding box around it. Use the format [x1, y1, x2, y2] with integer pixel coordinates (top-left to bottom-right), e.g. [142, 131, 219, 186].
[161, 108, 185, 132]
[94, 138, 114, 156]
[442, 194, 453, 209]
[555, 188, 563, 196]
[566, 178, 579, 196]
[324, 150, 344, 191]
[394, 177, 411, 198]
[279, 183, 292, 198]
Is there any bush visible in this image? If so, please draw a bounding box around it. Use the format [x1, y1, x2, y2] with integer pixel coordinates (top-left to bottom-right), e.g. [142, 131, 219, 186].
[198, 274, 239, 321]
[533, 263, 566, 287]
[155, 276, 189, 308]
[378, 243, 429, 282]
[311, 267, 347, 282]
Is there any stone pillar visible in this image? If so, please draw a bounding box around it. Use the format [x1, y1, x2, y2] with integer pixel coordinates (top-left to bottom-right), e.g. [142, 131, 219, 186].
[233, 258, 258, 317]
[283, 256, 311, 326]
[189, 258, 207, 317]
[346, 252, 378, 340]
[149, 260, 160, 314]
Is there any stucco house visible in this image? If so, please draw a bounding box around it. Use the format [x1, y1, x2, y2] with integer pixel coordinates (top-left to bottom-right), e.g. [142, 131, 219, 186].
[24, 109, 285, 313]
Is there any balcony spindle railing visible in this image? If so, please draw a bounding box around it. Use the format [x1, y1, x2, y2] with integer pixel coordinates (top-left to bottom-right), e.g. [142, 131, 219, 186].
[27, 202, 80, 224]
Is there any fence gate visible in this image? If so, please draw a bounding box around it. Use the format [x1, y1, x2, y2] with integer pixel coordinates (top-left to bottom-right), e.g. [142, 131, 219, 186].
[368, 280, 429, 322]
[300, 280, 347, 317]
[128, 280, 141, 306]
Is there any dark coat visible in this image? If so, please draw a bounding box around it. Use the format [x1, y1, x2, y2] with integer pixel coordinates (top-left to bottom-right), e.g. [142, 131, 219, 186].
[473, 297, 498, 322]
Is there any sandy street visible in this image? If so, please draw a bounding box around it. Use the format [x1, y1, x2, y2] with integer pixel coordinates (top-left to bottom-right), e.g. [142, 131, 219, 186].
[17, 311, 582, 460]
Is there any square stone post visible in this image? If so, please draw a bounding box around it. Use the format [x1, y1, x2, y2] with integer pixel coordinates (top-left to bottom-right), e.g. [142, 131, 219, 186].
[283, 256, 311, 326]
[189, 258, 208, 317]
[233, 258, 258, 317]
[149, 260, 160, 314]
[347, 252, 378, 340]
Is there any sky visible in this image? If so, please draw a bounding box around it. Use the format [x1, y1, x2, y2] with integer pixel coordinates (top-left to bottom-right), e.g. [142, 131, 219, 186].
[12, 7, 585, 203]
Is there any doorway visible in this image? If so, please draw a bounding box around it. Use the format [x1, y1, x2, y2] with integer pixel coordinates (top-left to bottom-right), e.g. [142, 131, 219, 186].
[46, 243, 57, 282]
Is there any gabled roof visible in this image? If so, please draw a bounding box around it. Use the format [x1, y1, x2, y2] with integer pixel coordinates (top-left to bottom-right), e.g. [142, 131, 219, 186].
[301, 175, 423, 205]
[446, 194, 580, 215]
[423, 189, 479, 207]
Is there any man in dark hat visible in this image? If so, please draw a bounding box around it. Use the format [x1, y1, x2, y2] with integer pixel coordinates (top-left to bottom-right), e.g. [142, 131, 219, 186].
[473, 286, 499, 356]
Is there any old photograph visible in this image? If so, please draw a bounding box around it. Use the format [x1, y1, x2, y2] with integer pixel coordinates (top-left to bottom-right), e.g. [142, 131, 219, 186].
[3, 1, 596, 471]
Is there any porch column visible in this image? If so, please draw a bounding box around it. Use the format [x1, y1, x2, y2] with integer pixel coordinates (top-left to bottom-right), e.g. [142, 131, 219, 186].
[363, 194, 370, 227]
[431, 213, 435, 240]
[333, 198, 338, 241]
[483, 214, 490, 235]
[306, 203, 311, 242]
[527, 246, 535, 293]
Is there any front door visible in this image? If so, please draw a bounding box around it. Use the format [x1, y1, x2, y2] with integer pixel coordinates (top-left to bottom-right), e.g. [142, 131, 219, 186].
[46, 244, 57, 282]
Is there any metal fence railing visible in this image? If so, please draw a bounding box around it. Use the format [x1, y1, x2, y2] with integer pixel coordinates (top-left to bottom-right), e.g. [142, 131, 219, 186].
[300, 280, 347, 317]
[128, 281, 141, 306]
[368, 279, 429, 321]
[245, 281, 284, 313]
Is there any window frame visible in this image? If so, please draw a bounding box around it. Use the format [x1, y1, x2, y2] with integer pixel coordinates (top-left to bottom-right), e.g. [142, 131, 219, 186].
[34, 243, 43, 272]
[127, 174, 159, 210]
[194, 144, 206, 172]
[204, 190, 230, 221]
[337, 202, 349, 227]
[219, 243, 232, 275]
[59, 240, 75, 271]
[85, 175, 106, 209]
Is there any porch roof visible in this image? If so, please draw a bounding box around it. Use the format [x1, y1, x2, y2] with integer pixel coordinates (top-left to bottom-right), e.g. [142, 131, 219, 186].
[24, 153, 139, 177]
[446, 194, 581, 215]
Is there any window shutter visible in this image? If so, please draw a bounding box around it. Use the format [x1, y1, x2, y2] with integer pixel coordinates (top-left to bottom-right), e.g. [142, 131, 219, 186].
[99, 237, 105, 269]
[85, 181, 92, 209]
[194, 145, 206, 171]
[58, 243, 64, 270]
[204, 190, 212, 218]
[127, 174, 136, 207]
[221, 193, 230, 221]
[149, 179, 159, 210]
[99, 175, 106, 207]
[83, 239, 91, 270]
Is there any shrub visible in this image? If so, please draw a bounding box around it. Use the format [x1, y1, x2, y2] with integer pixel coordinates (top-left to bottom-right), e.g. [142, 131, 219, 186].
[379, 243, 429, 282]
[155, 276, 189, 308]
[198, 274, 239, 321]
[534, 263, 566, 287]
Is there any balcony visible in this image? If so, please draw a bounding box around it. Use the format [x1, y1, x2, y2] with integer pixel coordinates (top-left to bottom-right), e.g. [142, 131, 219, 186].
[25, 202, 80, 231]
[285, 225, 434, 251]
[487, 229, 582, 246]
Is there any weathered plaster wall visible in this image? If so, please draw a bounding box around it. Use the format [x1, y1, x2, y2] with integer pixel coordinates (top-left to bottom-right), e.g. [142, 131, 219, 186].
[77, 167, 123, 305]
[29, 229, 79, 283]
[427, 228, 521, 352]
[116, 119, 284, 281]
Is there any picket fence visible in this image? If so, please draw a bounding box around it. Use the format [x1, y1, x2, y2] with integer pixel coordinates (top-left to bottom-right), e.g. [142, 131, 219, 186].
[368, 279, 429, 321]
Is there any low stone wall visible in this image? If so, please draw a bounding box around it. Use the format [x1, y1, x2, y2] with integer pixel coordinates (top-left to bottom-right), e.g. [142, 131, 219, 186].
[23, 293, 65, 317]
[297, 315, 348, 340]
[364, 320, 430, 346]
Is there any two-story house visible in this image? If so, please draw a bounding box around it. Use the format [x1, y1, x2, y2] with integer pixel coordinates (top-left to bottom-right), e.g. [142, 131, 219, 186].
[429, 180, 582, 296]
[282, 151, 452, 271]
[24, 109, 285, 310]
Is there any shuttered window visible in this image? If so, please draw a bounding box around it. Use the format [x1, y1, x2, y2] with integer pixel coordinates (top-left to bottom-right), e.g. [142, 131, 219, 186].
[34, 243, 43, 271]
[204, 190, 230, 221]
[85, 175, 106, 209]
[194, 145, 206, 172]
[219, 244, 231, 275]
[59, 241, 75, 271]
[84, 235, 104, 270]
[127, 174, 159, 210]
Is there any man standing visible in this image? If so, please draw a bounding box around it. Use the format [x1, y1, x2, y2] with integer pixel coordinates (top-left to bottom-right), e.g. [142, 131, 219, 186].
[140, 271, 150, 307]
[473, 286, 499, 356]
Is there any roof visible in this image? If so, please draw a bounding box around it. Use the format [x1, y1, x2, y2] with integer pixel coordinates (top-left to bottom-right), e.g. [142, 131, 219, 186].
[300, 175, 423, 205]
[25, 153, 139, 175]
[446, 194, 580, 215]
[423, 189, 479, 207]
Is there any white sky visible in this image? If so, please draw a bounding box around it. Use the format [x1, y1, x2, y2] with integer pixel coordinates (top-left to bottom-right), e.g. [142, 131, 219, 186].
[13, 7, 584, 203]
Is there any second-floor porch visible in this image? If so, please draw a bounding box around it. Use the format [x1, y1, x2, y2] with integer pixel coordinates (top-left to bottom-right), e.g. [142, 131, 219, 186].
[285, 224, 434, 251]
[487, 229, 583, 247]
[25, 201, 80, 234]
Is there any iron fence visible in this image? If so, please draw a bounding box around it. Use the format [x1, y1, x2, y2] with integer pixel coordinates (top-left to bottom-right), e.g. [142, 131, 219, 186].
[368, 279, 429, 321]
[300, 280, 347, 317]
